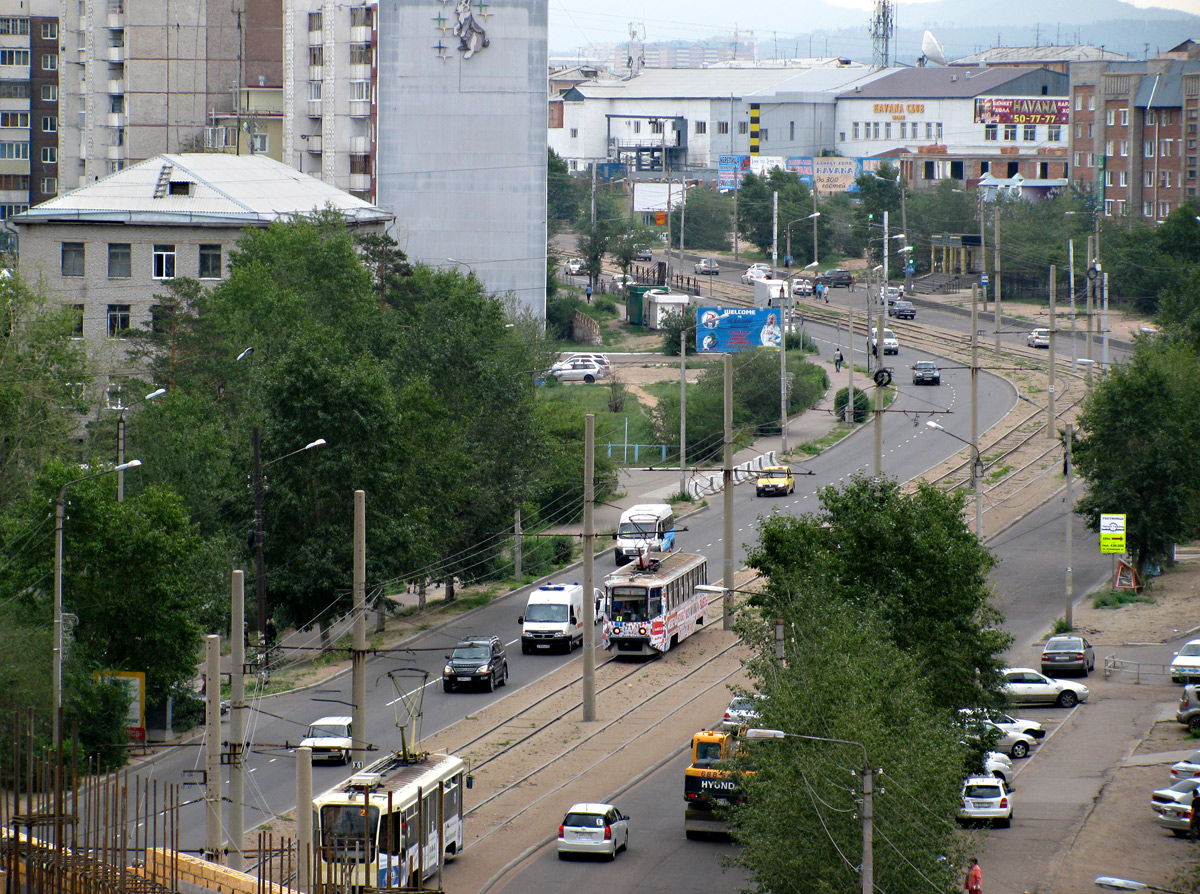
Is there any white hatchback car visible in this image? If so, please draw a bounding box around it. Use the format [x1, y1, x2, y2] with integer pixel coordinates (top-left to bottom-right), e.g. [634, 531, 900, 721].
[958, 776, 1013, 827]
[557, 802, 630, 860]
[962, 720, 1037, 759]
[1027, 328, 1051, 348]
[549, 358, 607, 383]
[1170, 640, 1200, 684]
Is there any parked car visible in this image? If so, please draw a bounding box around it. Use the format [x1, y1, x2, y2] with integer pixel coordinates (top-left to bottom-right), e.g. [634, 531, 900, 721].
[816, 268, 854, 288]
[867, 328, 900, 356]
[958, 708, 1046, 740]
[984, 751, 1014, 785]
[565, 352, 612, 373]
[549, 358, 607, 383]
[635, 247, 654, 261]
[1041, 635, 1095, 676]
[791, 277, 814, 296]
[958, 776, 1013, 828]
[298, 716, 353, 765]
[756, 465, 795, 497]
[443, 635, 508, 692]
[911, 360, 941, 385]
[694, 258, 720, 275]
[1170, 751, 1200, 781]
[565, 258, 586, 276]
[557, 802, 630, 860]
[888, 300, 916, 319]
[961, 719, 1037, 759]
[883, 286, 902, 305]
[720, 695, 764, 731]
[1177, 684, 1200, 733]
[1027, 328, 1051, 348]
[1001, 667, 1090, 707]
[610, 274, 635, 293]
[1171, 639, 1200, 683]
[1151, 778, 1200, 837]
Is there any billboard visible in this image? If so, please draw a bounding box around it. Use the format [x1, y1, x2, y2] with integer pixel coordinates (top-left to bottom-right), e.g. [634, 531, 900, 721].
[974, 98, 1069, 125]
[696, 307, 782, 352]
[785, 156, 887, 194]
[95, 670, 146, 742]
[718, 154, 750, 192]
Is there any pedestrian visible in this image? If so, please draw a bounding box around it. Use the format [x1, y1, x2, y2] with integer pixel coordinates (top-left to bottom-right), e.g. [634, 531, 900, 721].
[585, 282, 593, 303]
[833, 348, 844, 372]
[850, 274, 857, 291]
[964, 858, 982, 894]
[264, 618, 277, 650]
[1191, 791, 1200, 839]
[822, 283, 830, 304]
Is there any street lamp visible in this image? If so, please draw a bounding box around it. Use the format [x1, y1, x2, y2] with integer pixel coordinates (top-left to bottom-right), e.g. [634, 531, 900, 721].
[745, 728, 873, 894]
[54, 459, 144, 749]
[1096, 877, 1186, 893]
[108, 386, 165, 501]
[784, 212, 821, 270]
[926, 420, 984, 537]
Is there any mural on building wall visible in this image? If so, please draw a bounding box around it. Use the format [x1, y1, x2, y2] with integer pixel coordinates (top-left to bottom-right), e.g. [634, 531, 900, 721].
[452, 0, 490, 58]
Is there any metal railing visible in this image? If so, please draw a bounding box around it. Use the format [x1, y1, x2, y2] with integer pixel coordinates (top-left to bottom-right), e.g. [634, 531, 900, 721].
[1103, 653, 1171, 683]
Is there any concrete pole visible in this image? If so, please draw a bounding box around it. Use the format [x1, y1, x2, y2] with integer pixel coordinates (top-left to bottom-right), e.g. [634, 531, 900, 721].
[680, 329, 688, 497]
[1065, 424, 1074, 630]
[970, 283, 980, 537]
[352, 490, 367, 767]
[861, 765, 874, 894]
[205, 635, 221, 863]
[296, 746, 313, 894]
[117, 413, 126, 502]
[513, 508, 522, 582]
[1049, 265, 1057, 440]
[583, 414, 596, 721]
[1102, 271, 1110, 371]
[846, 298, 854, 424]
[253, 427, 266, 642]
[722, 354, 735, 630]
[53, 495, 64, 750]
[873, 212, 888, 478]
[882, 210, 889, 294]
[1085, 235, 1095, 389]
[679, 183, 686, 256]
[228, 571, 246, 871]
[993, 204, 1002, 356]
[813, 189, 820, 267]
[1068, 239, 1078, 372]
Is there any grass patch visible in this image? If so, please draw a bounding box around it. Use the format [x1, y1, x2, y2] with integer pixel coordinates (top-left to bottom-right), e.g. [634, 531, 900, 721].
[987, 464, 1012, 482]
[1092, 587, 1154, 609]
[445, 593, 495, 613]
[1049, 616, 1073, 636]
[797, 423, 855, 456]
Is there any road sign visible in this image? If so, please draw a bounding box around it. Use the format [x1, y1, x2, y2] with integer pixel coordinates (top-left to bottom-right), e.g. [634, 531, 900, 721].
[980, 274, 989, 287]
[1099, 513, 1126, 554]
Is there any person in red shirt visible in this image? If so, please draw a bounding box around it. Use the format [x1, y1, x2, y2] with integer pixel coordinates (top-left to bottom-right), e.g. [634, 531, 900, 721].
[964, 858, 982, 894]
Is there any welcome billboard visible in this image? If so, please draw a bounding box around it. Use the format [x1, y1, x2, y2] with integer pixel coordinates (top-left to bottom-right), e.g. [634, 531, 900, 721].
[696, 307, 782, 352]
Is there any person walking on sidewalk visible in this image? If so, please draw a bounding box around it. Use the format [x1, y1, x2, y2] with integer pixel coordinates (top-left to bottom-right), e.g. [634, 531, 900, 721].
[585, 282, 593, 303]
[964, 858, 982, 894]
[833, 348, 844, 372]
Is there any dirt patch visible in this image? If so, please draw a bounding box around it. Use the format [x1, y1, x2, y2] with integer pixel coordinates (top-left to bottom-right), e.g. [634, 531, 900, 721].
[1073, 561, 1200, 647]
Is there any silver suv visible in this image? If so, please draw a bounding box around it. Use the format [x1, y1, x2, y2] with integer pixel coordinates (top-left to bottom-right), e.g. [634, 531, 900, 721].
[1177, 684, 1200, 733]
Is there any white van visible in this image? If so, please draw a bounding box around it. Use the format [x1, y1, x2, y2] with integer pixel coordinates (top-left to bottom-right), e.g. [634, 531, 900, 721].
[613, 504, 677, 566]
[518, 582, 601, 654]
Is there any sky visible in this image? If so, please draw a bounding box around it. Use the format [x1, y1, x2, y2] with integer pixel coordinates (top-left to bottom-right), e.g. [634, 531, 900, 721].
[548, 0, 1200, 54]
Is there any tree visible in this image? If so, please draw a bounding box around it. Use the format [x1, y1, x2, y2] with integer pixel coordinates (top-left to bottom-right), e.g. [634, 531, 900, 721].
[746, 475, 1011, 709]
[0, 271, 90, 513]
[605, 218, 657, 276]
[548, 148, 585, 227]
[658, 309, 697, 357]
[729, 593, 969, 894]
[670, 185, 733, 253]
[1073, 339, 1200, 577]
[737, 169, 815, 258]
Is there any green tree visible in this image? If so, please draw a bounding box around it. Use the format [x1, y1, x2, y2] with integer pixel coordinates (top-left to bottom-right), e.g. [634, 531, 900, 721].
[658, 309, 697, 357]
[737, 170, 815, 258]
[605, 218, 657, 276]
[1073, 339, 1200, 577]
[730, 593, 968, 894]
[548, 148, 585, 227]
[670, 185, 733, 253]
[746, 475, 1011, 709]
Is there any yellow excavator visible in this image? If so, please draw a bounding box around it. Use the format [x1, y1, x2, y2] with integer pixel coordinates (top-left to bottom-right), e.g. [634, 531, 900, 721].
[683, 729, 747, 839]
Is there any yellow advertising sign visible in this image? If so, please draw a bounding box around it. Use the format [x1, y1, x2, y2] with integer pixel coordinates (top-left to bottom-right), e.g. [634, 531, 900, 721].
[1099, 513, 1126, 555]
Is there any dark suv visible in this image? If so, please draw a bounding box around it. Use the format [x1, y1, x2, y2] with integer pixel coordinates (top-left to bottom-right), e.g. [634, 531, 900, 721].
[816, 268, 854, 288]
[443, 635, 508, 693]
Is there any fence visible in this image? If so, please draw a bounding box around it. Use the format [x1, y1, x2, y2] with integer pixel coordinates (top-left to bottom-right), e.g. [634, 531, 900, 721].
[1103, 653, 1172, 684]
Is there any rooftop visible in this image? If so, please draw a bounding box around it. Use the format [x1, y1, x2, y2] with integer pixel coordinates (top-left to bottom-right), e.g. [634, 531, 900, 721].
[838, 66, 1067, 100]
[14, 154, 392, 228]
[564, 64, 885, 102]
[950, 45, 1130, 66]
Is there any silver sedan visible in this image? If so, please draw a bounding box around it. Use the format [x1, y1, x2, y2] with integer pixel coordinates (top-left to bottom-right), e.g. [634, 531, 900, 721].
[1001, 667, 1090, 708]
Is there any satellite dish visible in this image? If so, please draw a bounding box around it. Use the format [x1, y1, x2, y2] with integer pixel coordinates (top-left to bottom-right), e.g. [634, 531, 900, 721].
[920, 30, 948, 67]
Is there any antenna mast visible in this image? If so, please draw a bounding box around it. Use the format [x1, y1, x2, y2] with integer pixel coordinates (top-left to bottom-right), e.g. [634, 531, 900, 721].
[869, 0, 895, 70]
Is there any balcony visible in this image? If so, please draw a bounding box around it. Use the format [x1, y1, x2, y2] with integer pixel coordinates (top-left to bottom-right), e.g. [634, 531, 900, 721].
[106, 112, 124, 127]
[303, 135, 322, 152]
[107, 79, 124, 94]
[349, 135, 369, 153]
[349, 64, 371, 80]
[307, 99, 322, 119]
[349, 173, 371, 191]
[107, 11, 123, 28]
[308, 29, 321, 46]
[349, 101, 369, 118]
[350, 25, 371, 42]
[107, 46, 124, 63]
[308, 65, 322, 80]
[106, 144, 123, 160]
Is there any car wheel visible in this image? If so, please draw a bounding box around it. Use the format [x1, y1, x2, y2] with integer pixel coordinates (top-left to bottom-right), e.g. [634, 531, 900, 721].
[341, 749, 351, 765]
[999, 814, 1011, 829]
[583, 374, 595, 384]
[521, 643, 531, 655]
[485, 671, 495, 693]
[1010, 741, 1029, 759]
[1188, 715, 1200, 734]
[1173, 829, 1190, 838]
[1057, 690, 1078, 708]
[443, 681, 454, 693]
[499, 664, 508, 687]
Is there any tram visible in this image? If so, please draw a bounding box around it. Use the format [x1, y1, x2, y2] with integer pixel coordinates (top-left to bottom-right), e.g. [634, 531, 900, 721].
[602, 551, 709, 657]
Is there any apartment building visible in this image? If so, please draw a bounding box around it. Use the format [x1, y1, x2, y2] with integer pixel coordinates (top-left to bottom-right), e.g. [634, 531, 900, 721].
[1069, 48, 1200, 220]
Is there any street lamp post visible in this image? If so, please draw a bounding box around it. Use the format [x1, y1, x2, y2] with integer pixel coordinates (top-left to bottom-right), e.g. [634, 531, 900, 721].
[110, 387, 166, 501]
[746, 728, 873, 894]
[784, 212, 821, 270]
[54, 460, 144, 748]
[926, 420, 984, 537]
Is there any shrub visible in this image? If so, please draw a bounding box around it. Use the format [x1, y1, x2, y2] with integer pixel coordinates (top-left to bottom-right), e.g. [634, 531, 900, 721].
[833, 386, 870, 423]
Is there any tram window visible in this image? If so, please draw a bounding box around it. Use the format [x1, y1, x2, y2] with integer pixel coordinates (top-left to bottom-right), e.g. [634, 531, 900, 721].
[404, 806, 418, 848]
[648, 594, 662, 617]
[446, 777, 461, 818]
[387, 810, 403, 852]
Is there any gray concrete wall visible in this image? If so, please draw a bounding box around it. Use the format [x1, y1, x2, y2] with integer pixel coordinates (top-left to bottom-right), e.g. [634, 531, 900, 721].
[375, 0, 547, 318]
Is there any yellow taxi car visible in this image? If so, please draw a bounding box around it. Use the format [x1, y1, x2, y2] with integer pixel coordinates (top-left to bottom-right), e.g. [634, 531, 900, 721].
[756, 465, 795, 497]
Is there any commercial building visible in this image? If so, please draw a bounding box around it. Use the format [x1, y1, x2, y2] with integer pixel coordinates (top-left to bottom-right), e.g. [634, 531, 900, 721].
[10, 153, 391, 374]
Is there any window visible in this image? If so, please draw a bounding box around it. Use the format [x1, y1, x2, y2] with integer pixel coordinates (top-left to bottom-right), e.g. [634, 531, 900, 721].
[349, 154, 371, 174]
[925, 122, 933, 139]
[1105, 140, 1114, 156]
[1038, 161, 1049, 178]
[1147, 110, 1156, 125]
[106, 304, 130, 336]
[349, 43, 372, 65]
[70, 305, 83, 336]
[0, 18, 30, 35]
[0, 203, 27, 219]
[1120, 140, 1129, 156]
[250, 132, 267, 153]
[1104, 171, 1113, 187]
[0, 50, 30, 67]
[0, 174, 26, 189]
[1023, 125, 1036, 141]
[979, 160, 990, 175]
[873, 122, 880, 139]
[1086, 153, 1094, 167]
[852, 122, 860, 139]
[41, 84, 56, 102]
[0, 142, 28, 160]
[1106, 110, 1115, 126]
[152, 244, 176, 279]
[308, 46, 323, 66]
[1088, 123, 1093, 138]
[1003, 124, 1016, 141]
[950, 160, 964, 179]
[695, 120, 707, 135]
[738, 121, 748, 135]
[923, 160, 935, 179]
[109, 95, 123, 114]
[198, 244, 222, 279]
[1144, 140, 1155, 157]
[1105, 199, 1115, 216]
[1162, 170, 1172, 188]
[41, 115, 55, 133]
[349, 80, 370, 101]
[1048, 125, 1061, 142]
[308, 11, 321, 30]
[1121, 109, 1129, 126]
[107, 243, 131, 278]
[308, 81, 321, 101]
[717, 121, 729, 135]
[1160, 201, 1171, 218]
[1144, 170, 1154, 188]
[1162, 139, 1173, 157]
[650, 119, 663, 135]
[41, 54, 57, 71]
[569, 127, 577, 138]
[1074, 123, 1082, 140]
[350, 6, 372, 27]
[1088, 95, 1095, 111]
[937, 122, 943, 140]
[61, 242, 84, 277]
[1119, 171, 1128, 186]
[839, 131, 845, 141]
[1074, 151, 1084, 167]
[0, 82, 30, 98]
[884, 122, 891, 138]
[1165, 110, 1174, 125]
[1075, 93, 1083, 111]
[41, 146, 56, 163]
[760, 128, 768, 141]
[789, 120, 794, 140]
[0, 111, 28, 127]
[41, 22, 57, 39]
[900, 122, 907, 138]
[1143, 201, 1154, 216]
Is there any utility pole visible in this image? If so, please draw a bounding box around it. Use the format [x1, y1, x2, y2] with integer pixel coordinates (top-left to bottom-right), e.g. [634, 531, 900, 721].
[1068, 238, 1077, 372]
[978, 192, 988, 311]
[775, 192, 788, 455]
[590, 164, 598, 292]
[228, 571, 246, 871]
[1102, 271, 1110, 370]
[1065, 423, 1074, 630]
[513, 508, 522, 582]
[663, 123, 672, 269]
[882, 209, 889, 287]
[583, 414, 596, 720]
[900, 174, 911, 294]
[1048, 265, 1057, 440]
[722, 354, 734, 630]
[993, 204, 1002, 355]
[874, 211, 887, 477]
[252, 427, 266, 641]
[296, 747, 313, 893]
[813, 189, 819, 267]
[971, 284, 982, 537]
[204, 634, 221, 863]
[861, 762, 874, 894]
[1085, 235, 1095, 388]
[845, 298, 854, 424]
[352, 490, 366, 767]
[679, 182, 686, 256]
[680, 330, 688, 498]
